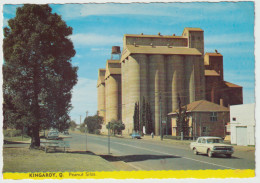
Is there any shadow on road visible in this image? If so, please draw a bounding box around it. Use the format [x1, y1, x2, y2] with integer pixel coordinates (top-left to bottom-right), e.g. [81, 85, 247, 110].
[100, 154, 181, 163]
[199, 154, 240, 159]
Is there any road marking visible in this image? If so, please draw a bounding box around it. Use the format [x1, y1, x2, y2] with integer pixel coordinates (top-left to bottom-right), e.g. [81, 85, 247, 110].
[109, 141, 236, 169]
[72, 134, 236, 169]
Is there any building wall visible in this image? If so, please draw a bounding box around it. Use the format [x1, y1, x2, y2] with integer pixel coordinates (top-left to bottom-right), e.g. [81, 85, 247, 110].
[105, 74, 121, 124]
[97, 83, 106, 121]
[121, 28, 205, 135]
[230, 103, 255, 145]
[171, 111, 229, 138]
[204, 54, 243, 107]
[124, 36, 188, 47]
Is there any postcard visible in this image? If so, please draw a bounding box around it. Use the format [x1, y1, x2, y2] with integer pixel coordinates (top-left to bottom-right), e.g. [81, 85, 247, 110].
[1, 0, 258, 183]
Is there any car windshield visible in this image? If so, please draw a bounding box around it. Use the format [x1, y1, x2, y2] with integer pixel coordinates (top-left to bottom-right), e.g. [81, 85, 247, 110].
[207, 139, 223, 143]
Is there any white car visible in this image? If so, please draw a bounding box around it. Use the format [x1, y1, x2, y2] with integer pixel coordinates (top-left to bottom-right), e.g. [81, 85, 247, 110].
[190, 136, 234, 158]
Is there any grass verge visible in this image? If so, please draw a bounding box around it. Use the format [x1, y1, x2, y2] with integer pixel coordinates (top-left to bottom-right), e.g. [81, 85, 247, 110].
[4, 136, 31, 142]
[3, 147, 120, 173]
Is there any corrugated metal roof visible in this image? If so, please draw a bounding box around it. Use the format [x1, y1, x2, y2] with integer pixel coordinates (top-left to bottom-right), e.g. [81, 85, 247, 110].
[224, 81, 242, 88]
[205, 70, 220, 76]
[121, 45, 202, 61]
[168, 100, 229, 115]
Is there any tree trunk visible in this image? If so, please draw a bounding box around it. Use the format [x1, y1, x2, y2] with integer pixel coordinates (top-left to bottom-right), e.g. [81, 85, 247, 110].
[30, 125, 40, 148]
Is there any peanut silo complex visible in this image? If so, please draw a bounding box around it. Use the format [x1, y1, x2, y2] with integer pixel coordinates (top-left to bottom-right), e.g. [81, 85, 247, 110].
[97, 27, 243, 135]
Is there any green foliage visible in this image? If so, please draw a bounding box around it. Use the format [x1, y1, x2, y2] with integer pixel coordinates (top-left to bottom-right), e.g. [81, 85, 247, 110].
[82, 113, 103, 134]
[133, 97, 153, 134]
[133, 102, 140, 132]
[3, 5, 78, 148]
[3, 129, 29, 138]
[145, 102, 153, 134]
[106, 119, 125, 135]
[140, 97, 146, 132]
[69, 120, 77, 131]
[176, 96, 189, 136]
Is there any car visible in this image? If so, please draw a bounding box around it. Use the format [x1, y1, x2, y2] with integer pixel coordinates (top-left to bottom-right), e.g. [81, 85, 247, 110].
[131, 132, 141, 139]
[63, 130, 69, 135]
[46, 131, 59, 140]
[190, 136, 234, 158]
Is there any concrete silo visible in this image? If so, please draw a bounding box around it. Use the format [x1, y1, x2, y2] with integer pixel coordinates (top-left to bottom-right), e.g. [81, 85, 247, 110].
[121, 28, 205, 135]
[104, 60, 122, 125]
[97, 69, 106, 121]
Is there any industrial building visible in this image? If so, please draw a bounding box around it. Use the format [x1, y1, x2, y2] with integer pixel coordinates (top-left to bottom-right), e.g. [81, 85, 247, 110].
[230, 103, 255, 146]
[97, 27, 243, 136]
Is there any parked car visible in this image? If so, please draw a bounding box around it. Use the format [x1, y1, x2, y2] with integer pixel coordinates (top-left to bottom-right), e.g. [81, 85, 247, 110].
[131, 132, 141, 139]
[190, 136, 234, 158]
[47, 131, 59, 140]
[63, 130, 69, 135]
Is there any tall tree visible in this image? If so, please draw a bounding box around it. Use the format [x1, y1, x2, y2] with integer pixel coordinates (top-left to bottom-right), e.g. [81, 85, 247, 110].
[3, 5, 78, 148]
[145, 102, 153, 134]
[133, 102, 140, 132]
[140, 97, 146, 133]
[176, 95, 189, 136]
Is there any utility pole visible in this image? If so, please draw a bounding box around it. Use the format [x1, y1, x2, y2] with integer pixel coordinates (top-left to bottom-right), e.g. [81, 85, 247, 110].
[160, 93, 163, 141]
[80, 115, 81, 125]
[85, 124, 87, 152]
[108, 122, 111, 154]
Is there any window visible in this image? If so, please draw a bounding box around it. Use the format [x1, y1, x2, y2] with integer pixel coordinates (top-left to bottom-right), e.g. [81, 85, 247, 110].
[202, 138, 206, 144]
[232, 117, 236, 121]
[198, 138, 202, 143]
[210, 112, 217, 122]
[202, 127, 207, 133]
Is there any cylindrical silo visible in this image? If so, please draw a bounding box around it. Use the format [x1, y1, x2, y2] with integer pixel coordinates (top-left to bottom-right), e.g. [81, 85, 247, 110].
[166, 55, 184, 112]
[128, 55, 140, 133]
[140, 54, 148, 99]
[97, 83, 106, 121]
[105, 75, 119, 123]
[185, 56, 195, 104]
[149, 54, 165, 136]
[121, 60, 126, 124]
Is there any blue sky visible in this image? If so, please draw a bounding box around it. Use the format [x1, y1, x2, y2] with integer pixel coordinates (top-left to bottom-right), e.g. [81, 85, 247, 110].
[3, 2, 255, 124]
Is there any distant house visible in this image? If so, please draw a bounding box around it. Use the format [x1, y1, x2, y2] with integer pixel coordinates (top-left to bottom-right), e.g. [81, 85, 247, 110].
[168, 100, 230, 138]
[230, 103, 255, 146]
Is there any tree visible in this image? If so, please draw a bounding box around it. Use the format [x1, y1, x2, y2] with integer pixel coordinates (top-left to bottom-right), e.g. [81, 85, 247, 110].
[133, 102, 140, 132]
[3, 5, 78, 148]
[83, 113, 103, 134]
[106, 119, 125, 136]
[140, 97, 146, 133]
[69, 120, 77, 131]
[176, 95, 189, 137]
[145, 102, 153, 134]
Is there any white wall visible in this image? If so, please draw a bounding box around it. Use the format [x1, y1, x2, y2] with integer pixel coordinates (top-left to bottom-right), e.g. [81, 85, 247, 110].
[230, 103, 255, 145]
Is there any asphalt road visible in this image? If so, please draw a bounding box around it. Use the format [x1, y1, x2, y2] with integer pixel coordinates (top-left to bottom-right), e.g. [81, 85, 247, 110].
[66, 133, 255, 171]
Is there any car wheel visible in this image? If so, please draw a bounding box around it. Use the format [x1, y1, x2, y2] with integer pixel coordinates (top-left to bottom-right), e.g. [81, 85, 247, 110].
[226, 154, 232, 158]
[193, 148, 198, 155]
[208, 149, 213, 158]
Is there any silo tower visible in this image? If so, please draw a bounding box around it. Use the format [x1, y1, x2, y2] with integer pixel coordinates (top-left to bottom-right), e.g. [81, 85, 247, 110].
[111, 46, 121, 60]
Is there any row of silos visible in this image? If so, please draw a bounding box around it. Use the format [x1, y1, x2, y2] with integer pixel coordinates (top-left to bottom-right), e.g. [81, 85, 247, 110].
[121, 54, 205, 135]
[97, 59, 121, 133]
[98, 28, 206, 135]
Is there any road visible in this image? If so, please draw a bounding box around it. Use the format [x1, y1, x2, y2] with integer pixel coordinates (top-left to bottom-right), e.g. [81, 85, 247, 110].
[66, 133, 255, 171]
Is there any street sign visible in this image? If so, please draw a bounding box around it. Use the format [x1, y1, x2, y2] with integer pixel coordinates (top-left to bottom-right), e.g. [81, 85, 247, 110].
[162, 120, 166, 124]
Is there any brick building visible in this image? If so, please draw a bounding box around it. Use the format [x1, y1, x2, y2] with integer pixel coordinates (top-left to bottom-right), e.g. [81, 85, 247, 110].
[169, 100, 230, 138]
